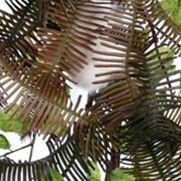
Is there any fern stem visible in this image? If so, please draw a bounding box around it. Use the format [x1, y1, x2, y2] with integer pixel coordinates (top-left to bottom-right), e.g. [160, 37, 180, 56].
[29, 133, 36, 162]
[0, 143, 32, 158]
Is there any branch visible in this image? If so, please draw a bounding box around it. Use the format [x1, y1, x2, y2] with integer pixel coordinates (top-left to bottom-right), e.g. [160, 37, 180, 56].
[29, 133, 36, 162]
[0, 143, 32, 158]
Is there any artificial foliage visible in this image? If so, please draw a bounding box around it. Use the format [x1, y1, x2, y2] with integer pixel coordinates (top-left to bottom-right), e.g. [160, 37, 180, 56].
[0, 134, 10, 150]
[50, 168, 63, 181]
[161, 0, 181, 27]
[0, 109, 30, 134]
[89, 162, 101, 181]
[110, 168, 135, 181]
[0, 0, 181, 180]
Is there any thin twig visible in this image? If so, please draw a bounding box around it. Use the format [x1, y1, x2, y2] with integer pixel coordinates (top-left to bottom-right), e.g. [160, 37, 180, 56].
[29, 133, 36, 162]
[0, 143, 32, 158]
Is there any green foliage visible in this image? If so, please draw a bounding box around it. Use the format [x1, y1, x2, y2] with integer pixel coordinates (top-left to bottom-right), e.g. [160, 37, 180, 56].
[0, 1, 180, 181]
[0, 134, 11, 150]
[89, 162, 101, 181]
[160, 46, 175, 57]
[110, 168, 135, 181]
[161, 0, 181, 27]
[147, 46, 175, 74]
[50, 168, 63, 181]
[148, 46, 174, 60]
[0, 110, 30, 134]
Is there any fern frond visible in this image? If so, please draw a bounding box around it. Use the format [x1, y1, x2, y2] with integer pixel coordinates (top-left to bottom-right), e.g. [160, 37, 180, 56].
[0, 133, 90, 181]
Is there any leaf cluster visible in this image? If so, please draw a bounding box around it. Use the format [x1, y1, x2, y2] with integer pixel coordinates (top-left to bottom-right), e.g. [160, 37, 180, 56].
[0, 0, 181, 181]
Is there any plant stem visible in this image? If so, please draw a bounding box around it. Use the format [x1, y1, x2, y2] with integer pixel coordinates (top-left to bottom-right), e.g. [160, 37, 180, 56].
[29, 133, 36, 162]
[0, 143, 32, 158]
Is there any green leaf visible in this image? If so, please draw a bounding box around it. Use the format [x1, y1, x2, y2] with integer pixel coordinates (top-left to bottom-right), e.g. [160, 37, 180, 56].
[161, 0, 181, 27]
[0, 134, 11, 150]
[50, 168, 63, 181]
[161, 0, 178, 13]
[147, 46, 175, 74]
[0, 109, 30, 134]
[89, 162, 101, 181]
[172, 8, 181, 26]
[110, 168, 135, 181]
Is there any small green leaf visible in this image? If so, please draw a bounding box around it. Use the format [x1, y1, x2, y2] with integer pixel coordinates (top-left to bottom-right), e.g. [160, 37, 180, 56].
[161, 0, 181, 27]
[89, 162, 101, 181]
[110, 168, 135, 181]
[161, 0, 178, 14]
[50, 168, 63, 181]
[0, 108, 30, 134]
[147, 46, 175, 74]
[0, 134, 11, 150]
